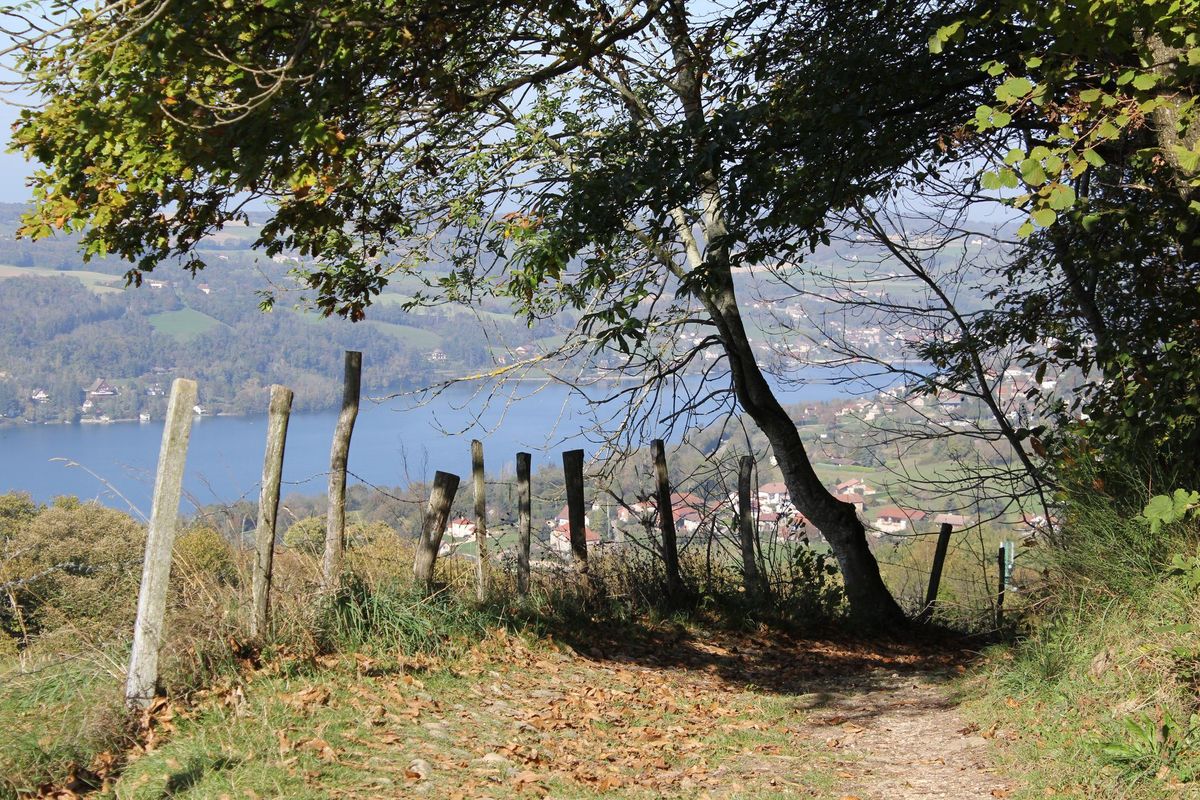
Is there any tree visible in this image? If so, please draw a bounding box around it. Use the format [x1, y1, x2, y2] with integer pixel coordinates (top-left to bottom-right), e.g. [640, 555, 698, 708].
[4, 0, 994, 625]
[935, 0, 1200, 488]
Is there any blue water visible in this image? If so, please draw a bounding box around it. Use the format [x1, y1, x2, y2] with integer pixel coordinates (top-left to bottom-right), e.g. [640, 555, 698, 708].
[0, 373, 866, 514]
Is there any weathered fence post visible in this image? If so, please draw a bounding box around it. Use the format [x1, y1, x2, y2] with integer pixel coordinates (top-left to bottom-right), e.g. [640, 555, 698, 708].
[471, 439, 488, 601]
[737, 455, 762, 599]
[651, 439, 683, 599]
[413, 471, 461, 591]
[996, 543, 1007, 628]
[562, 450, 588, 573]
[126, 378, 197, 709]
[323, 351, 361, 593]
[918, 522, 954, 623]
[251, 384, 293, 638]
[516, 451, 532, 597]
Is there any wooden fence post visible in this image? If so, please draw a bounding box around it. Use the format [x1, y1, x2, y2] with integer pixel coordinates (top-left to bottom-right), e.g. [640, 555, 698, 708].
[562, 450, 588, 571]
[737, 455, 762, 599]
[251, 385, 293, 639]
[126, 378, 198, 709]
[516, 451, 532, 597]
[323, 351, 361, 593]
[471, 439, 488, 601]
[413, 471, 461, 591]
[651, 439, 683, 599]
[996, 543, 1007, 628]
[918, 522, 954, 623]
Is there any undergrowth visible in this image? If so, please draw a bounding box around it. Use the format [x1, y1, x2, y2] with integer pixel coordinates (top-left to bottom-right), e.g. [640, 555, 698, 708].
[0, 496, 852, 797]
[963, 466, 1200, 799]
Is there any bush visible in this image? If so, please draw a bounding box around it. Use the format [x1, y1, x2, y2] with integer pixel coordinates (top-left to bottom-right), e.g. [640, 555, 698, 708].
[173, 525, 236, 584]
[282, 516, 324, 555]
[1, 497, 144, 645]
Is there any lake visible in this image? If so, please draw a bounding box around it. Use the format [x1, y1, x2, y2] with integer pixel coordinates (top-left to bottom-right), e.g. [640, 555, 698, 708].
[0, 372, 869, 514]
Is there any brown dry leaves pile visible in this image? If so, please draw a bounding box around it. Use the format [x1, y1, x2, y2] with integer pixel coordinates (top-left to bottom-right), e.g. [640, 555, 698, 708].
[259, 627, 977, 799]
[48, 626, 996, 799]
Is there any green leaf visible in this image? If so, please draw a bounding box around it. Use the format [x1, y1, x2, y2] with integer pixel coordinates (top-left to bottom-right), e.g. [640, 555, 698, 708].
[1020, 158, 1047, 186]
[1172, 145, 1200, 173]
[983, 59, 1006, 77]
[1079, 88, 1102, 103]
[1131, 73, 1158, 91]
[996, 76, 1034, 102]
[1031, 208, 1057, 227]
[1047, 183, 1076, 210]
[1082, 148, 1106, 168]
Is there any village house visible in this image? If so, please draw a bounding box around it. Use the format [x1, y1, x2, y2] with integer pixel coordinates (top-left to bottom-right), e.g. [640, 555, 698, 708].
[445, 517, 476, 540]
[549, 523, 601, 552]
[834, 493, 867, 514]
[755, 508, 823, 542]
[86, 378, 118, 397]
[835, 478, 877, 497]
[933, 512, 972, 528]
[550, 504, 590, 529]
[30, 388, 50, 403]
[872, 506, 926, 534]
[615, 492, 710, 534]
[756, 481, 791, 511]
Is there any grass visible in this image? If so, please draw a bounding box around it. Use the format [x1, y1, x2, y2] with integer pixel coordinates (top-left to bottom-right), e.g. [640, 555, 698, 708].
[955, 487, 1200, 799]
[0, 651, 130, 797]
[0, 263, 124, 294]
[960, 585, 1200, 798]
[109, 625, 845, 799]
[368, 320, 442, 349]
[148, 307, 226, 341]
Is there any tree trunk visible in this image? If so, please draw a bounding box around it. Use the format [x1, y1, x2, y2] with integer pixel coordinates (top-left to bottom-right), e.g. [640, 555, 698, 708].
[661, 2, 905, 627]
[712, 281, 905, 626]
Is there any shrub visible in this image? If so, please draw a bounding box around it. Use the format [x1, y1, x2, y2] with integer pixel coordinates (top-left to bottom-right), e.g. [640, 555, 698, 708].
[2, 498, 144, 645]
[173, 525, 236, 584]
[282, 516, 324, 555]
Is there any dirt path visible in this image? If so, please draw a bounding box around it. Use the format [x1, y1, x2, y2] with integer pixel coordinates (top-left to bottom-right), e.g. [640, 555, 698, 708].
[110, 625, 1013, 799]
[795, 669, 1010, 799]
[509, 625, 1013, 799]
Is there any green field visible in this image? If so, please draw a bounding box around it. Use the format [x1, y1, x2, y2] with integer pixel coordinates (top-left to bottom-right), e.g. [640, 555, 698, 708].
[148, 307, 226, 340]
[369, 320, 442, 349]
[0, 263, 125, 294]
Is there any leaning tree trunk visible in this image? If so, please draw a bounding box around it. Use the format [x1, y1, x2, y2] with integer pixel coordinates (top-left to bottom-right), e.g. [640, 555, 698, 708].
[709, 279, 905, 626]
[661, 0, 905, 627]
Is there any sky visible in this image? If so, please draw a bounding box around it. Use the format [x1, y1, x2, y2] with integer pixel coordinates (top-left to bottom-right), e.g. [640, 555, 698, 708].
[0, 97, 32, 202]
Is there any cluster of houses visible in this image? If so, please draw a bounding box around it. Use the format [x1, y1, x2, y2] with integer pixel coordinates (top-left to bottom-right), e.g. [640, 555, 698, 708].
[718, 475, 971, 543]
[27, 378, 175, 420]
[434, 469, 1046, 562]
